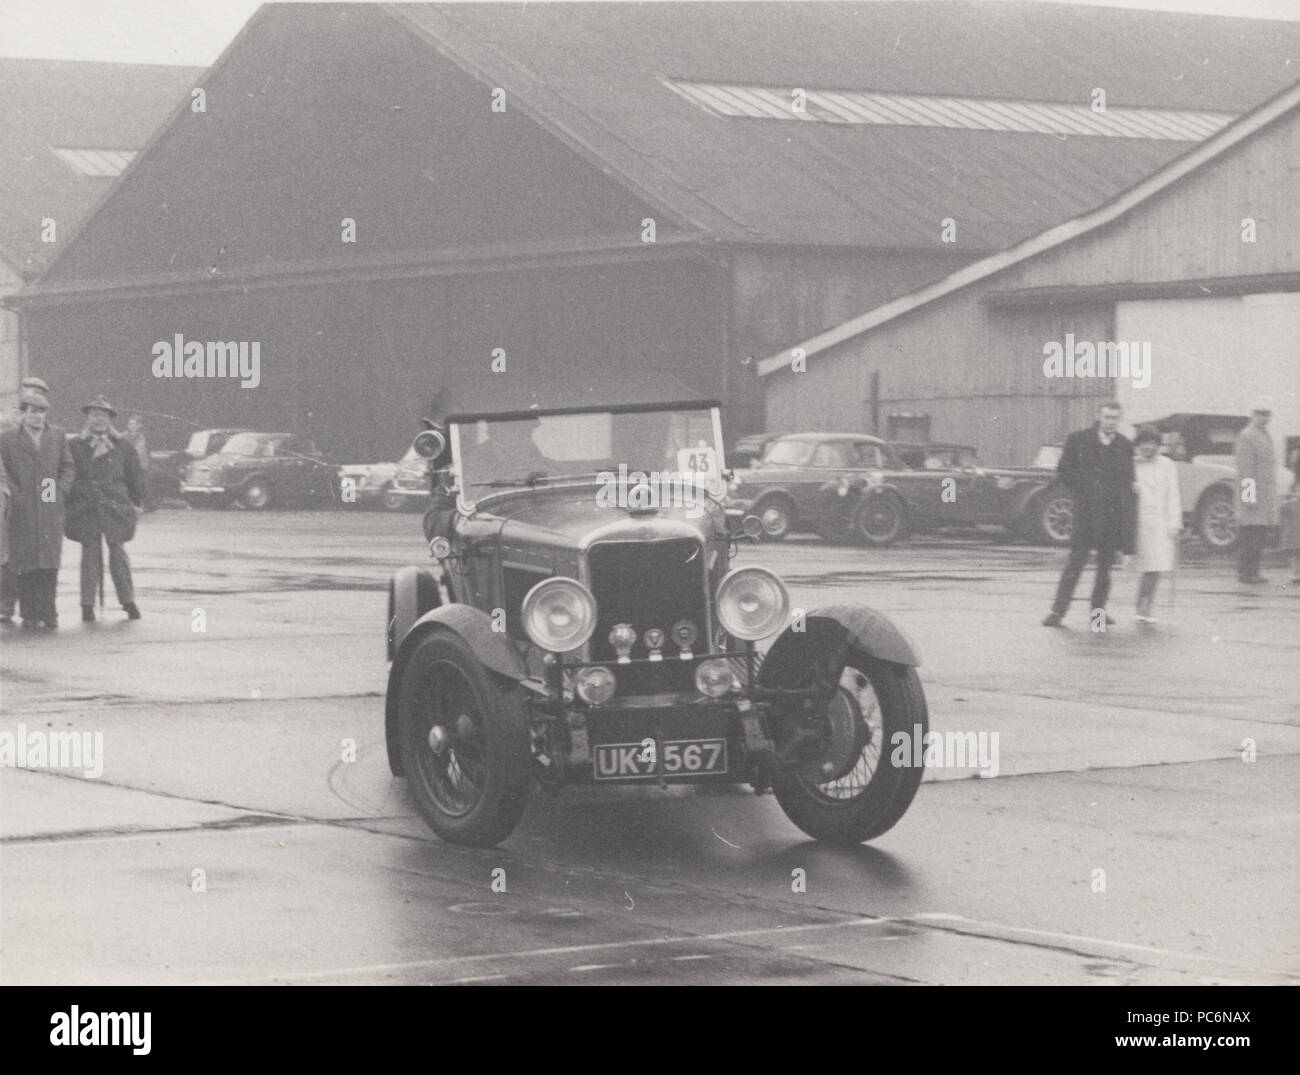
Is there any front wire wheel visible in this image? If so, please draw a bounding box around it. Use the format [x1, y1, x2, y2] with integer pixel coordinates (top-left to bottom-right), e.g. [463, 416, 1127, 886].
[771, 650, 927, 844]
[396, 630, 531, 846]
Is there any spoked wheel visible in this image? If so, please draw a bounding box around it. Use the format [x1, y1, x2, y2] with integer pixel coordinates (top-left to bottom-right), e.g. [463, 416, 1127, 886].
[396, 629, 531, 846]
[771, 650, 927, 844]
[381, 486, 406, 512]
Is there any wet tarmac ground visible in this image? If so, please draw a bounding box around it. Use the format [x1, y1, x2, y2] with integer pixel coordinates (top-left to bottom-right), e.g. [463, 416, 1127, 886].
[2, 508, 1297, 984]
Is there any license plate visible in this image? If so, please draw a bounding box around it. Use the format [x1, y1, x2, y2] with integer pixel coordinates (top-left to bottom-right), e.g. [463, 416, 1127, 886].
[593, 738, 727, 780]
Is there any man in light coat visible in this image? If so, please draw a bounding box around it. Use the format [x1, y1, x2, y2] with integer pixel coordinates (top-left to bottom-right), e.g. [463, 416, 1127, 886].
[1234, 398, 1277, 584]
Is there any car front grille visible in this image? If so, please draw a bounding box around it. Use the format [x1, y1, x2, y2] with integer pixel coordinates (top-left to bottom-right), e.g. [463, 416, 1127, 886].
[585, 537, 709, 696]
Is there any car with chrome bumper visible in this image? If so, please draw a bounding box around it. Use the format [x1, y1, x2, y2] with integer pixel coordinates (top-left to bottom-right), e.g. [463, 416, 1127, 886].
[384, 400, 928, 847]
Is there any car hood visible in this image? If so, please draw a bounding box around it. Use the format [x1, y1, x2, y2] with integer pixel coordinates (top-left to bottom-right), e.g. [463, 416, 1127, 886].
[474, 484, 725, 549]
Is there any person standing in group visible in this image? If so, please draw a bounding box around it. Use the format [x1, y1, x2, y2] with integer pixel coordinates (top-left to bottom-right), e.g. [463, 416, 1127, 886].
[123, 415, 155, 512]
[66, 396, 144, 622]
[1042, 400, 1136, 628]
[1277, 447, 1300, 585]
[1234, 398, 1277, 584]
[0, 385, 75, 629]
[0, 377, 53, 624]
[1131, 425, 1182, 623]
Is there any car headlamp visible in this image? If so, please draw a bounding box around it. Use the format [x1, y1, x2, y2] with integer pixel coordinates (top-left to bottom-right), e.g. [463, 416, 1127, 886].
[716, 567, 790, 641]
[575, 666, 616, 705]
[694, 658, 734, 698]
[521, 577, 597, 653]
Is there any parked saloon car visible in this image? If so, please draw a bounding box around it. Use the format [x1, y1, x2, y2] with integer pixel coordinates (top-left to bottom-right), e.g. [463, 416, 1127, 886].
[181, 431, 340, 510]
[383, 400, 928, 848]
[727, 433, 1063, 546]
[356, 446, 432, 511]
[149, 427, 249, 502]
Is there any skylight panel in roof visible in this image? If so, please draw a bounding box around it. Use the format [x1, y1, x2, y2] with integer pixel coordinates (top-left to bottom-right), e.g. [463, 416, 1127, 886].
[51, 147, 138, 177]
[665, 81, 1236, 141]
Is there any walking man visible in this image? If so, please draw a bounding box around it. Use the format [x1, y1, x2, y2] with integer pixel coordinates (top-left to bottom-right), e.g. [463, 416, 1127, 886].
[0, 385, 75, 628]
[1043, 401, 1136, 628]
[1234, 397, 1277, 584]
[66, 396, 144, 622]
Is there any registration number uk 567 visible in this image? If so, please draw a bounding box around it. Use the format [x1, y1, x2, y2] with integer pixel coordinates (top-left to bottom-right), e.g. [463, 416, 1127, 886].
[593, 739, 727, 780]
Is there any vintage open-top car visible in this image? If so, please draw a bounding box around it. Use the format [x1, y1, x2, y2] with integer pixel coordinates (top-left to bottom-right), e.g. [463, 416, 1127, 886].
[384, 400, 928, 848]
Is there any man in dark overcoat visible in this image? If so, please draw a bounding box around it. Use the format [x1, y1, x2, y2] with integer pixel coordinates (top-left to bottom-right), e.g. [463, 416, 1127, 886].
[1, 376, 54, 624]
[0, 386, 75, 628]
[66, 396, 144, 622]
[1043, 401, 1137, 627]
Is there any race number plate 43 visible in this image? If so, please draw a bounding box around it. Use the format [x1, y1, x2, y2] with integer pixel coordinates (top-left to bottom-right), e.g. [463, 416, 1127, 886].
[593, 738, 727, 780]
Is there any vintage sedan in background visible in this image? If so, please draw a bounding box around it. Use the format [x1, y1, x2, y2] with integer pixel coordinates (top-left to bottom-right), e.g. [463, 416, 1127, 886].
[181, 431, 340, 510]
[353, 445, 431, 511]
[148, 427, 249, 502]
[727, 433, 1063, 545]
[383, 400, 928, 848]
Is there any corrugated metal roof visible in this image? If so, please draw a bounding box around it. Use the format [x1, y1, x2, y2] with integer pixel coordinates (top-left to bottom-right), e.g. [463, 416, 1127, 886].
[388, 1, 1300, 249]
[0, 59, 200, 274]
[667, 81, 1235, 141]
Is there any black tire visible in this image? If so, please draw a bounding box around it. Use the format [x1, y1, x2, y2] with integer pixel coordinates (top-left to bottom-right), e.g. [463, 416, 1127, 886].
[1196, 486, 1238, 552]
[754, 495, 795, 541]
[395, 629, 532, 847]
[238, 478, 273, 511]
[1026, 487, 1072, 546]
[771, 651, 927, 845]
[854, 492, 908, 546]
[381, 486, 406, 512]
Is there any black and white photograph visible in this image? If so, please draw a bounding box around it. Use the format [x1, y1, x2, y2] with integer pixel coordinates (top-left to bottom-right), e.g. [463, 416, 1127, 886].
[1, 0, 1297, 1029]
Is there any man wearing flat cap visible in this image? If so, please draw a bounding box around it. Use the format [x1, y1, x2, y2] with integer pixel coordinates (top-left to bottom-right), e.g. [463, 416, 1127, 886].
[1, 377, 56, 623]
[1234, 396, 1278, 584]
[0, 381, 75, 628]
[66, 395, 145, 621]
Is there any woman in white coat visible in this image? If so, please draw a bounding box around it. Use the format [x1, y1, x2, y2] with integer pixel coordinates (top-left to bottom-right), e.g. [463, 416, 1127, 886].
[1132, 425, 1182, 622]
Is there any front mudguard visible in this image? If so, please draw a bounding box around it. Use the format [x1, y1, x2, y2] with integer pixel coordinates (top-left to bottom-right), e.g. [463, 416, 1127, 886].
[760, 604, 921, 690]
[384, 602, 529, 776]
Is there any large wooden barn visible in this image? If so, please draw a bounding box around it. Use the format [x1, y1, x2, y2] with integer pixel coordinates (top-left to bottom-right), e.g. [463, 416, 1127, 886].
[10, 2, 1300, 461]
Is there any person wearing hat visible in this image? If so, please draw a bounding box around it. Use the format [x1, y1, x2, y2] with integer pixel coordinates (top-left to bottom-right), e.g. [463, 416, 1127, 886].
[0, 384, 75, 628]
[0, 377, 54, 623]
[1234, 397, 1277, 584]
[1131, 424, 1182, 623]
[66, 395, 144, 621]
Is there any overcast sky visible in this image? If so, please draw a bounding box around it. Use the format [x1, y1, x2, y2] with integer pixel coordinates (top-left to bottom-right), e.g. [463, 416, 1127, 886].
[0, 0, 1296, 66]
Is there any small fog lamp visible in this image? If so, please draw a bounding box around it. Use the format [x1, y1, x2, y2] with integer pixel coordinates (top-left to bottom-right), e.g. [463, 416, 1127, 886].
[575, 666, 616, 705]
[694, 659, 733, 699]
